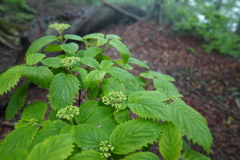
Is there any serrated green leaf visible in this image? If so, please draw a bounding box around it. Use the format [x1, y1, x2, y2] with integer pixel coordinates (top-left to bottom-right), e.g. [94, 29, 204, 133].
[110, 119, 162, 154]
[182, 149, 211, 160]
[168, 98, 213, 153]
[105, 67, 135, 82]
[73, 67, 88, 89]
[26, 53, 46, 65]
[106, 34, 121, 40]
[44, 44, 62, 52]
[85, 70, 106, 88]
[159, 122, 182, 160]
[100, 60, 114, 71]
[140, 71, 175, 81]
[40, 57, 63, 68]
[4, 149, 28, 160]
[21, 101, 48, 123]
[14, 120, 29, 129]
[128, 91, 170, 121]
[60, 125, 75, 134]
[84, 47, 102, 57]
[49, 73, 79, 110]
[70, 150, 105, 160]
[81, 57, 101, 70]
[114, 108, 130, 124]
[6, 82, 29, 119]
[109, 39, 130, 63]
[60, 42, 79, 54]
[124, 152, 159, 160]
[97, 38, 108, 46]
[26, 36, 58, 57]
[23, 66, 54, 89]
[135, 76, 147, 85]
[83, 107, 112, 125]
[75, 101, 98, 124]
[128, 57, 150, 69]
[64, 34, 82, 41]
[87, 86, 99, 100]
[30, 120, 67, 149]
[99, 118, 117, 136]
[154, 79, 183, 99]
[48, 109, 58, 121]
[102, 78, 126, 96]
[0, 125, 38, 158]
[28, 134, 73, 160]
[114, 59, 133, 70]
[0, 65, 24, 95]
[73, 124, 108, 151]
[83, 33, 104, 40]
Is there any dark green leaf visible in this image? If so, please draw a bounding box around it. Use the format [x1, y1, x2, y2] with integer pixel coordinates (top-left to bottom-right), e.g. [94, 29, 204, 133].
[182, 149, 211, 160]
[83, 107, 112, 125]
[85, 70, 106, 88]
[60, 42, 79, 54]
[75, 101, 98, 124]
[26, 53, 46, 65]
[124, 152, 159, 160]
[109, 39, 130, 63]
[84, 47, 102, 57]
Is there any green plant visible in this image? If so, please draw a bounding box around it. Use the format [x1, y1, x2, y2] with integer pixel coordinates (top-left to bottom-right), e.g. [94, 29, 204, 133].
[0, 23, 213, 160]
[173, 5, 240, 58]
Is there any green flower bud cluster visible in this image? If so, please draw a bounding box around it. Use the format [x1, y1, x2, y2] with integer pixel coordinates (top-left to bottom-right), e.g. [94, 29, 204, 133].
[56, 105, 79, 120]
[99, 141, 114, 158]
[102, 91, 127, 109]
[29, 118, 40, 127]
[49, 23, 71, 32]
[61, 57, 80, 68]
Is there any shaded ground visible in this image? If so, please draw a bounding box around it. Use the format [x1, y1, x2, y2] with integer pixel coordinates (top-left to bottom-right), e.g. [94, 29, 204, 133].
[0, 1, 240, 160]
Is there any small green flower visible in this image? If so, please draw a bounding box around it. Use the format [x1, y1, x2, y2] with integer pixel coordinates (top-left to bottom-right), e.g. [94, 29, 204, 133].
[49, 23, 71, 32]
[56, 105, 79, 120]
[60, 57, 80, 68]
[102, 91, 127, 109]
[99, 141, 114, 158]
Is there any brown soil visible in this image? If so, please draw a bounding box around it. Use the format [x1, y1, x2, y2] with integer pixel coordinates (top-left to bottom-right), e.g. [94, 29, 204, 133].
[1, 1, 240, 160]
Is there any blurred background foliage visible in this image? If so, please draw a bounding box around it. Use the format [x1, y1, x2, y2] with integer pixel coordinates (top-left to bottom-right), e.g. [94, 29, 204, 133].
[0, 0, 240, 58]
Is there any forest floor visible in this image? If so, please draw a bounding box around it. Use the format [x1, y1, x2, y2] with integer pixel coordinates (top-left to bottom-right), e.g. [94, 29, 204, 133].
[0, 1, 240, 160]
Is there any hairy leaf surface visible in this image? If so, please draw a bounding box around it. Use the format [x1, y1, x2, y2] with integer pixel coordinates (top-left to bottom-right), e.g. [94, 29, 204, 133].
[44, 44, 62, 52]
[70, 150, 105, 160]
[26, 36, 58, 57]
[140, 71, 175, 81]
[182, 149, 211, 160]
[101, 78, 126, 96]
[100, 60, 114, 71]
[109, 39, 130, 63]
[83, 107, 112, 125]
[154, 79, 183, 98]
[82, 33, 104, 40]
[124, 152, 159, 160]
[106, 34, 121, 40]
[75, 101, 98, 124]
[49, 73, 79, 110]
[28, 134, 73, 160]
[168, 98, 212, 153]
[23, 66, 54, 89]
[30, 120, 67, 149]
[26, 53, 46, 65]
[159, 122, 182, 160]
[21, 101, 48, 123]
[0, 65, 25, 95]
[64, 34, 82, 41]
[60, 42, 79, 54]
[85, 70, 106, 88]
[73, 124, 108, 151]
[84, 47, 102, 57]
[110, 119, 162, 154]
[40, 57, 63, 68]
[6, 82, 29, 119]
[128, 57, 150, 69]
[81, 57, 101, 70]
[128, 91, 170, 120]
[0, 125, 38, 158]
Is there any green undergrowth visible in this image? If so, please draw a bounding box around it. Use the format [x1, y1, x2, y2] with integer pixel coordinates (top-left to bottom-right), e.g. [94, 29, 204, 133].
[0, 23, 213, 160]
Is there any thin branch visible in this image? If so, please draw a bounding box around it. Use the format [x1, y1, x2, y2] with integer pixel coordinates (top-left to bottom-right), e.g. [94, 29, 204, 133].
[102, 0, 142, 21]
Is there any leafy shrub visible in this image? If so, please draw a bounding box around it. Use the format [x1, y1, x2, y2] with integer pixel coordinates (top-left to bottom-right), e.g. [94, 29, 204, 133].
[173, 5, 240, 58]
[0, 23, 213, 160]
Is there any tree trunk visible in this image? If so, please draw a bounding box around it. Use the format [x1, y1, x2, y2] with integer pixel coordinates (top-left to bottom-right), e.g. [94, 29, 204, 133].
[150, 0, 164, 25]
